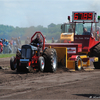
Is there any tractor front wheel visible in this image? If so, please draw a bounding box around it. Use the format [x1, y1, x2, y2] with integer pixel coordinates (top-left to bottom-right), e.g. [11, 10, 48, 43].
[38, 56, 45, 72]
[10, 56, 17, 70]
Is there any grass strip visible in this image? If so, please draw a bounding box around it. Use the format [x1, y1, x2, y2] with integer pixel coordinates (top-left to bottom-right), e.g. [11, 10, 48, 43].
[0, 53, 16, 58]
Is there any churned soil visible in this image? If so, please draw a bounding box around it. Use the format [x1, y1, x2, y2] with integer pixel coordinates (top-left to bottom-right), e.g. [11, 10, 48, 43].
[0, 57, 100, 99]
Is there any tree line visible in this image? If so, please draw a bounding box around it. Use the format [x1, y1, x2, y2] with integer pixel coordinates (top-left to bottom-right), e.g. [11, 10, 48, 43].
[0, 23, 62, 40]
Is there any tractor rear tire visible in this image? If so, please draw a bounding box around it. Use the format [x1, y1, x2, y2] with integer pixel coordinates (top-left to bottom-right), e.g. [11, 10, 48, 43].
[43, 48, 57, 72]
[93, 62, 100, 69]
[75, 57, 82, 70]
[38, 56, 45, 72]
[90, 43, 100, 69]
[10, 56, 16, 70]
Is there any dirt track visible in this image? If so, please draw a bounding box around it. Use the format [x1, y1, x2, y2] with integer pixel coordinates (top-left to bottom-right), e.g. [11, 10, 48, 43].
[0, 57, 100, 99]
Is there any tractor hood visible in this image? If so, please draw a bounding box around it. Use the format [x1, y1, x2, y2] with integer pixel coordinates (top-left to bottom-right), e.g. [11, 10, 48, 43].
[22, 45, 37, 51]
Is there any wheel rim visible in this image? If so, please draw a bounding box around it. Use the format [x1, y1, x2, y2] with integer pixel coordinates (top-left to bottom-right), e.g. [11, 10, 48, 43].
[78, 59, 81, 69]
[53, 53, 57, 69]
[41, 59, 45, 70]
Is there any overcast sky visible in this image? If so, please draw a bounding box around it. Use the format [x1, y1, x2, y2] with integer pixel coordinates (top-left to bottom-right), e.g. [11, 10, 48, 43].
[0, 0, 100, 27]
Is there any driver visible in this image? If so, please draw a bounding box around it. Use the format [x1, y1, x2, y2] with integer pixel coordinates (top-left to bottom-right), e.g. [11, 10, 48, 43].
[83, 27, 90, 35]
[31, 34, 43, 56]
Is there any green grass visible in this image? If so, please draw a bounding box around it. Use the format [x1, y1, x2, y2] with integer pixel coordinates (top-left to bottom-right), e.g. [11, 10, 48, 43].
[0, 53, 16, 58]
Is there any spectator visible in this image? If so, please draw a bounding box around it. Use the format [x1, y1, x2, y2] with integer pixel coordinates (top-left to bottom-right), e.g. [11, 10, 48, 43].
[52, 37, 55, 43]
[8, 40, 12, 53]
[3, 39, 6, 46]
[9, 37, 14, 53]
[16, 38, 19, 47]
[17, 36, 21, 48]
[0, 40, 3, 53]
[13, 38, 17, 53]
[13, 38, 17, 47]
[25, 37, 30, 45]
[3, 39, 9, 46]
[10, 37, 14, 46]
[1, 38, 3, 43]
[3, 39, 9, 53]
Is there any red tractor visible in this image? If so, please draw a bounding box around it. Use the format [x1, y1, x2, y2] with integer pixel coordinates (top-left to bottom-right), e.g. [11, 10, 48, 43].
[10, 31, 57, 72]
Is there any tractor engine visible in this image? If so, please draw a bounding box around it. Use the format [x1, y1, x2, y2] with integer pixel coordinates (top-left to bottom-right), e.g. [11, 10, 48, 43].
[19, 45, 38, 70]
[21, 45, 37, 60]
